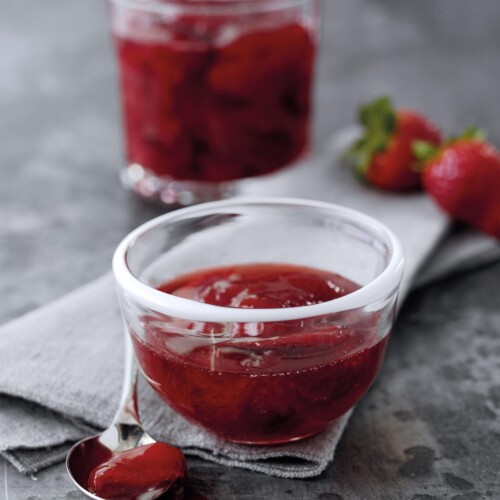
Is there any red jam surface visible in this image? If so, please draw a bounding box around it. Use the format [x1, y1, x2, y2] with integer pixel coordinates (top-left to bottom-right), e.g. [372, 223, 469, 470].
[115, 12, 315, 182]
[132, 263, 389, 444]
[87, 442, 187, 499]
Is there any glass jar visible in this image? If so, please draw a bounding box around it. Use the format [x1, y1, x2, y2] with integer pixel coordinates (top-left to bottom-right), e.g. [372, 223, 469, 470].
[109, 0, 320, 205]
[113, 198, 405, 444]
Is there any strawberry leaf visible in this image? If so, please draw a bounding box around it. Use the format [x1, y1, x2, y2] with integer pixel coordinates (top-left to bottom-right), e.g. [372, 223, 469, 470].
[345, 96, 397, 176]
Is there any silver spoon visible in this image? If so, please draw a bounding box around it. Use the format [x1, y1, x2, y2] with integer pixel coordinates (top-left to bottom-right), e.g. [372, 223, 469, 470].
[66, 333, 187, 499]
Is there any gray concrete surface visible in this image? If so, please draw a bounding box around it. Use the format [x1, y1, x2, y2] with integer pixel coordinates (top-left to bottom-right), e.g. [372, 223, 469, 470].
[1, 0, 500, 498]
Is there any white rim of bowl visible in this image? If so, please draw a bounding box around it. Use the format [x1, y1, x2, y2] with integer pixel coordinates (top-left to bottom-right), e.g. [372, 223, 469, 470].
[108, 0, 314, 16]
[112, 197, 405, 322]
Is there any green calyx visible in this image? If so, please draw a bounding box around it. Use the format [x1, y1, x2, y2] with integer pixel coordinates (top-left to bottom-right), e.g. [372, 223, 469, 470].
[449, 126, 487, 143]
[345, 95, 397, 177]
[412, 126, 487, 166]
[411, 140, 439, 163]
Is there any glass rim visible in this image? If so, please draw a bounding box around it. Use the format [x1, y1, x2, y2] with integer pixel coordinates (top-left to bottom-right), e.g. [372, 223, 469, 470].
[108, 0, 315, 15]
[112, 198, 405, 322]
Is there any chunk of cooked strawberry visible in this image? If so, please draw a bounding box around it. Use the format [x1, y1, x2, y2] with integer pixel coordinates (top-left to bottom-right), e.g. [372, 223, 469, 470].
[207, 23, 315, 103]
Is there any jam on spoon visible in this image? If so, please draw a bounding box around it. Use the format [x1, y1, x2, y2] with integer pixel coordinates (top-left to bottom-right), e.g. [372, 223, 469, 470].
[65, 330, 188, 500]
[88, 442, 187, 499]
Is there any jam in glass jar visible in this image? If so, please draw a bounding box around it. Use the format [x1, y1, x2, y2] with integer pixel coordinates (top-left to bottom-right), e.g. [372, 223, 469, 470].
[109, 0, 320, 205]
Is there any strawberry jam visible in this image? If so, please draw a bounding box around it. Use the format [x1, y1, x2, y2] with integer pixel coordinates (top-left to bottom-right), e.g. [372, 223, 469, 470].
[87, 443, 187, 499]
[132, 263, 389, 444]
[113, 7, 316, 183]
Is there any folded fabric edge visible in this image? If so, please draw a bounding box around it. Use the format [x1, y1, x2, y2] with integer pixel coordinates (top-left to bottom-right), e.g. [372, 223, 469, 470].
[1, 409, 351, 478]
[184, 448, 328, 479]
[1, 442, 72, 475]
[1, 443, 329, 479]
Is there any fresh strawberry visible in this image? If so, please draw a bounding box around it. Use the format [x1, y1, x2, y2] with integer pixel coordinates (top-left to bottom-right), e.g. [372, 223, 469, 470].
[347, 96, 443, 191]
[414, 129, 500, 239]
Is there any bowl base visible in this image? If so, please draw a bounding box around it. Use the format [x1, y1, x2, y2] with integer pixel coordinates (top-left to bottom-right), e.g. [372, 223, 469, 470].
[220, 428, 325, 446]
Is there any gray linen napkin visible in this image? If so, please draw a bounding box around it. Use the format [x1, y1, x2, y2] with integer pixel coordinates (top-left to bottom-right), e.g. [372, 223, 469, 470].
[0, 274, 353, 478]
[0, 130, 499, 478]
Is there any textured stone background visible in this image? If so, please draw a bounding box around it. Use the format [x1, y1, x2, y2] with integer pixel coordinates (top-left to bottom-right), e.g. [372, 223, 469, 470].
[1, 0, 500, 498]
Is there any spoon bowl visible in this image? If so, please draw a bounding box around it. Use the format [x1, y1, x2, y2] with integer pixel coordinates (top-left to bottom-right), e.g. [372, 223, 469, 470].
[66, 335, 187, 499]
[67, 425, 159, 498]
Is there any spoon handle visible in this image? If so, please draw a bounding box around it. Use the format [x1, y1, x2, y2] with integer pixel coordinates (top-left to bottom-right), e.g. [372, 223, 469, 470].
[112, 330, 141, 425]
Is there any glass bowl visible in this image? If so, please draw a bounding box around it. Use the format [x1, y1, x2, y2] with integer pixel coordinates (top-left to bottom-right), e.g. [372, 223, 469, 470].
[113, 198, 404, 444]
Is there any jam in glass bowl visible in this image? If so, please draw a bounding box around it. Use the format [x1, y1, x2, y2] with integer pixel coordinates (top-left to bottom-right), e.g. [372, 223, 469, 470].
[109, 0, 320, 205]
[113, 198, 404, 444]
